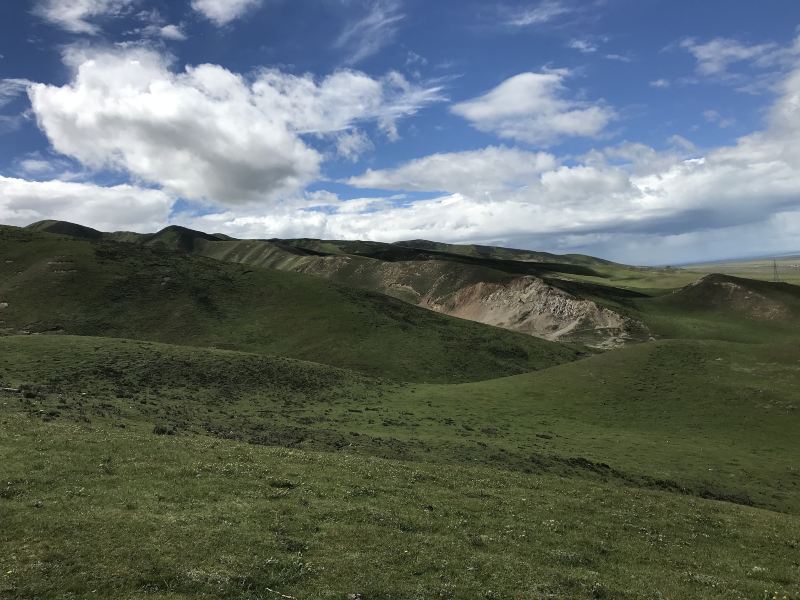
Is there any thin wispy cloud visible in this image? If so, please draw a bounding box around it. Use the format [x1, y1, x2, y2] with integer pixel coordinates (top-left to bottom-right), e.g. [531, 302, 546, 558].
[677, 36, 800, 92]
[605, 53, 633, 63]
[503, 1, 573, 27]
[567, 37, 631, 62]
[127, 10, 187, 41]
[33, 0, 136, 34]
[666, 35, 800, 97]
[0, 79, 33, 108]
[0, 115, 25, 135]
[703, 109, 735, 128]
[335, 0, 405, 65]
[569, 39, 598, 54]
[681, 37, 780, 77]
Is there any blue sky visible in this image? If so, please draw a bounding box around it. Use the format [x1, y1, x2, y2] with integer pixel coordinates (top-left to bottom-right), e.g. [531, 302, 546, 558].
[1, 0, 800, 264]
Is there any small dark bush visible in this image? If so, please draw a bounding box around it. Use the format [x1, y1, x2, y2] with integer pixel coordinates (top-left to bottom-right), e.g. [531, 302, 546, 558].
[152, 424, 176, 436]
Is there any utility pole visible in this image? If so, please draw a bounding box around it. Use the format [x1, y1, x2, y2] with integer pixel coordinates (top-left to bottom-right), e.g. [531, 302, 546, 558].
[773, 259, 781, 283]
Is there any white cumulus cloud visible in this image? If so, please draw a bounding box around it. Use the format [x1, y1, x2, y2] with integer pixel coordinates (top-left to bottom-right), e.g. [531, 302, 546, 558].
[11, 30, 800, 265]
[451, 71, 615, 145]
[308, 60, 800, 261]
[0, 176, 172, 233]
[347, 146, 557, 195]
[158, 24, 187, 41]
[26, 47, 442, 206]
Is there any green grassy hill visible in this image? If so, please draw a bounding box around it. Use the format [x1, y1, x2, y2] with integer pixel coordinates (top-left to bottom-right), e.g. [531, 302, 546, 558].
[27, 220, 671, 296]
[21, 221, 662, 347]
[0, 226, 580, 383]
[666, 273, 800, 318]
[3, 220, 800, 599]
[27, 219, 105, 240]
[633, 274, 800, 343]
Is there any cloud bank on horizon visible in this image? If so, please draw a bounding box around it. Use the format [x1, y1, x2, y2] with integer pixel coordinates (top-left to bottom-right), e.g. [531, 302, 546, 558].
[1, 0, 800, 264]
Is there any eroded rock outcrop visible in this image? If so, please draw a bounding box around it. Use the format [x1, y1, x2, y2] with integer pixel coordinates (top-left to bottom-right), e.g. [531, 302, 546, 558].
[420, 276, 646, 348]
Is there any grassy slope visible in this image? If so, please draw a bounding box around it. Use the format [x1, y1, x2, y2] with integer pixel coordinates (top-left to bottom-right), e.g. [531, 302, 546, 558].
[3, 335, 798, 514]
[386, 340, 800, 513]
[2, 412, 798, 600]
[239, 236, 679, 296]
[0, 226, 581, 383]
[635, 275, 800, 343]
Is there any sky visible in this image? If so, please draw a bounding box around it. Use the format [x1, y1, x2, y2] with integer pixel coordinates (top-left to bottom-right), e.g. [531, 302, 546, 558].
[1, 1, 800, 264]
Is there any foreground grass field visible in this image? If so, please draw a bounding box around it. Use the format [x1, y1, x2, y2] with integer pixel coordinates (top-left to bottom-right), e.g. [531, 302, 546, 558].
[2, 412, 799, 600]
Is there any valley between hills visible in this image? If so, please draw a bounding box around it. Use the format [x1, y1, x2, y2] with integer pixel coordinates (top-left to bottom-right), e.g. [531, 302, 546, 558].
[1, 221, 799, 599]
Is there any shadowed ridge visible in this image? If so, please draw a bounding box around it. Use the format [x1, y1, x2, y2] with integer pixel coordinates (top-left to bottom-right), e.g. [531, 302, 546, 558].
[26, 220, 104, 241]
[281, 237, 607, 278]
[667, 273, 800, 320]
[144, 225, 235, 252]
[394, 239, 619, 267]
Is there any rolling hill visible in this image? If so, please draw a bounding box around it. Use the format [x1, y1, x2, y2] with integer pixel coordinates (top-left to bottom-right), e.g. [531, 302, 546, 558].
[0, 225, 581, 383]
[667, 273, 800, 319]
[25, 220, 659, 347]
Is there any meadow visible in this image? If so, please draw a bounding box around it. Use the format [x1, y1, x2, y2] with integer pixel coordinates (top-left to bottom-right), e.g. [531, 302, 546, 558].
[1, 224, 799, 598]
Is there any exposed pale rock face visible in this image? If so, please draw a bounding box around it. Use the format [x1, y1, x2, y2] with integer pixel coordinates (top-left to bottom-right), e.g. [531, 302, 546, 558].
[295, 256, 646, 347]
[420, 276, 645, 348]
